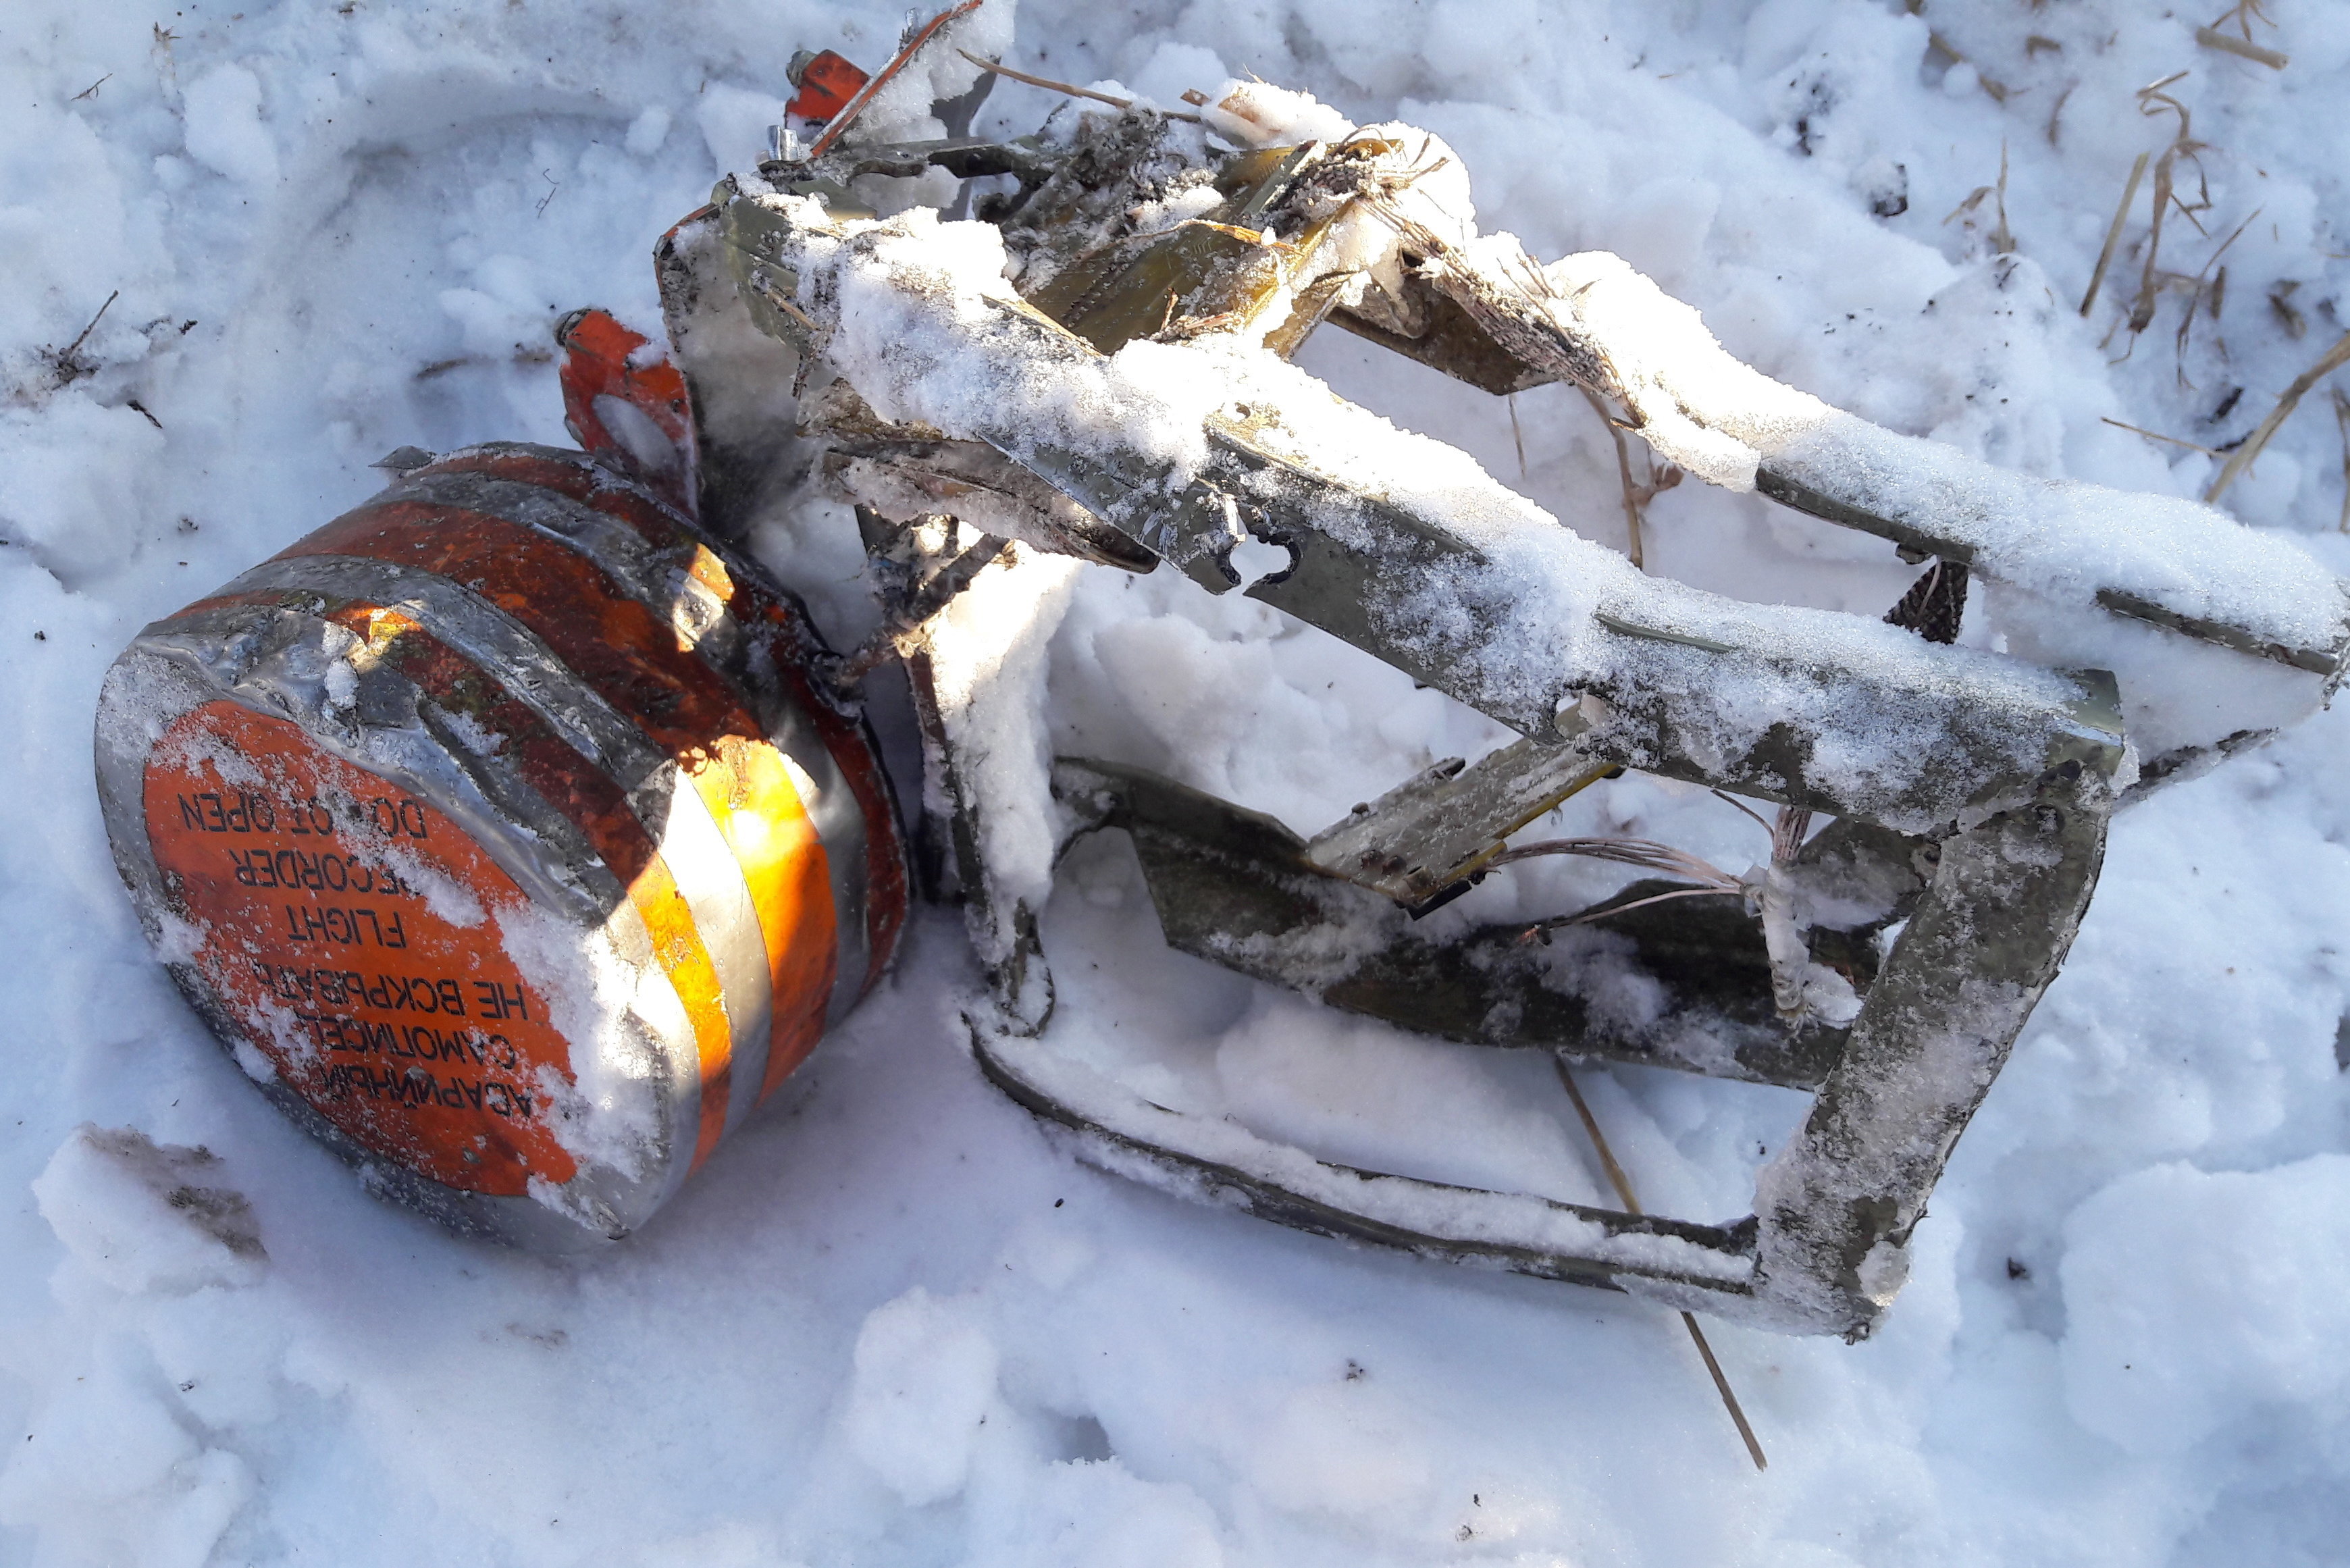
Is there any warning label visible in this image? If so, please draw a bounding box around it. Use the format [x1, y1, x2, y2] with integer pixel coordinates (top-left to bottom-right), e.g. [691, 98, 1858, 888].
[144, 701, 579, 1195]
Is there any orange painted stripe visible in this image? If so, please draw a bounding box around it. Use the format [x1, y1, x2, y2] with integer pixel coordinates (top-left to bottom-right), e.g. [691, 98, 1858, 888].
[319, 601, 738, 1172]
[681, 738, 838, 1100]
[756, 604, 911, 993]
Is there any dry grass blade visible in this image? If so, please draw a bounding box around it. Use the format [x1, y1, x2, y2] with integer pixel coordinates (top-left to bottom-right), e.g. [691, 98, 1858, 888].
[2100, 415, 2216, 454]
[37, 289, 120, 390]
[2045, 80, 2076, 148]
[1578, 386, 1679, 570]
[1554, 1060, 1639, 1213]
[2118, 73, 2214, 345]
[64, 290, 119, 360]
[958, 50, 1204, 120]
[1709, 788, 1772, 836]
[2334, 388, 2350, 531]
[1939, 144, 2013, 256]
[2174, 207, 2260, 382]
[2205, 329, 2350, 502]
[2197, 27, 2288, 67]
[1584, 387, 1647, 568]
[2079, 152, 2149, 317]
[2129, 164, 2178, 336]
[2270, 280, 2308, 339]
[2198, 1, 2287, 67]
[1992, 141, 2014, 254]
[2208, 0, 2279, 37]
[1551, 1057, 1769, 1472]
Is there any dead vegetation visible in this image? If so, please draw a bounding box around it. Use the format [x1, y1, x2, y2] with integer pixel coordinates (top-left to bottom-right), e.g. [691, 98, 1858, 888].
[2056, 20, 2350, 510]
[2073, 72, 2214, 350]
[2171, 206, 2258, 384]
[2099, 415, 2214, 456]
[2077, 153, 2147, 318]
[2333, 389, 2350, 529]
[11, 291, 197, 424]
[414, 344, 555, 381]
[1579, 387, 1680, 570]
[32, 290, 118, 394]
[1552, 1059, 1769, 1473]
[1769, 3, 2345, 521]
[1943, 141, 2016, 255]
[2204, 330, 2350, 503]
[2197, 1, 2289, 70]
[2116, 72, 2213, 346]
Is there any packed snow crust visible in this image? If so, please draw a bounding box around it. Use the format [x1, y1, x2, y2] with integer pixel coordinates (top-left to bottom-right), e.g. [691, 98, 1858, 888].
[11, 1, 2350, 1565]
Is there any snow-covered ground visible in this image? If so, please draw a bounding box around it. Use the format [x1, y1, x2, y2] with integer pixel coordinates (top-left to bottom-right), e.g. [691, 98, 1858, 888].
[9, 1, 2350, 1563]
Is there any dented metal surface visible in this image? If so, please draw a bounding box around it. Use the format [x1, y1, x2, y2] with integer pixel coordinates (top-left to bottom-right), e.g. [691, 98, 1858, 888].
[97, 440, 907, 1249]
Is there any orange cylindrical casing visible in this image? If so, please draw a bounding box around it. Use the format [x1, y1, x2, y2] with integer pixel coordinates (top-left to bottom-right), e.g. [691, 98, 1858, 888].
[95, 443, 906, 1247]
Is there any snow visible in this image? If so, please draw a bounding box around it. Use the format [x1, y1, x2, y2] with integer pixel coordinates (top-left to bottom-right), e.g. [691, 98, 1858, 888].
[841, 1285, 1004, 1506]
[9, 0, 2350, 1564]
[30, 1127, 265, 1297]
[2059, 1155, 2350, 1459]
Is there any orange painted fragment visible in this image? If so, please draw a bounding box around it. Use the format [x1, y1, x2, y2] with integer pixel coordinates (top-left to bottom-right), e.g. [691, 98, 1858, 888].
[555, 307, 697, 514]
[787, 50, 870, 122]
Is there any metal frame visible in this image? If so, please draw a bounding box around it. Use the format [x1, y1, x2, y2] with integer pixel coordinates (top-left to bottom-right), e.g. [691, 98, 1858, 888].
[636, 119, 2347, 1334]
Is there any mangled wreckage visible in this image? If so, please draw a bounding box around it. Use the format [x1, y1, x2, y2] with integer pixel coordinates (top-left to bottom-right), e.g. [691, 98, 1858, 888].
[95, 8, 2350, 1339]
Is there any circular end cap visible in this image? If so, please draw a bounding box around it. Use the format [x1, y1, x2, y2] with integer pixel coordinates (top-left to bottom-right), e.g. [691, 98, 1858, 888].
[142, 700, 582, 1196]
